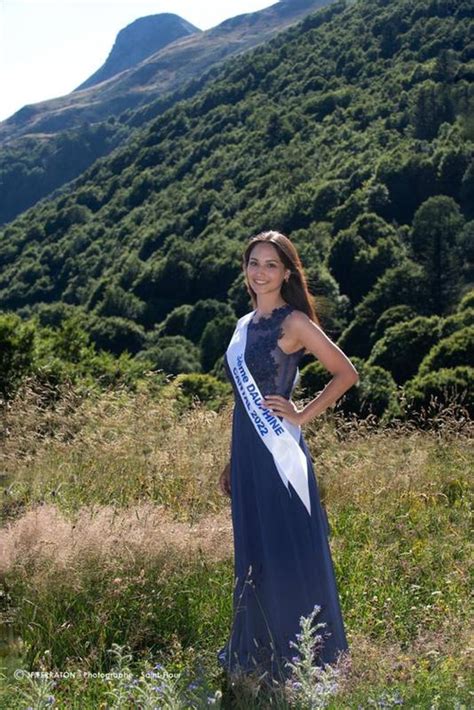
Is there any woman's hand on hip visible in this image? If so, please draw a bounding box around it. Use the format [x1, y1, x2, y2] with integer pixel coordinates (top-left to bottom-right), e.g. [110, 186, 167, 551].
[262, 395, 304, 426]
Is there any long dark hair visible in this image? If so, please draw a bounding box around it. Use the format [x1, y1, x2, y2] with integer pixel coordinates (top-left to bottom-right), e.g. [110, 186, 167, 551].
[242, 230, 320, 328]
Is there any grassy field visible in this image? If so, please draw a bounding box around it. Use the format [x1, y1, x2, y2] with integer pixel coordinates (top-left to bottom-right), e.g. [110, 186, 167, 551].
[0, 381, 472, 708]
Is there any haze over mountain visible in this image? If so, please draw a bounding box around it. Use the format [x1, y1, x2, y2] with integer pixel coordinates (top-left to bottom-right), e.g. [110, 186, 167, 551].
[76, 14, 201, 92]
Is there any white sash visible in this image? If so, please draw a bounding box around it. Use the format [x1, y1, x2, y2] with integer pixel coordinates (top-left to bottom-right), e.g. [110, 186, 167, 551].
[226, 311, 311, 515]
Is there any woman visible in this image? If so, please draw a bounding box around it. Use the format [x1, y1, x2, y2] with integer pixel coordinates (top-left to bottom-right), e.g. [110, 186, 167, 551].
[217, 230, 359, 689]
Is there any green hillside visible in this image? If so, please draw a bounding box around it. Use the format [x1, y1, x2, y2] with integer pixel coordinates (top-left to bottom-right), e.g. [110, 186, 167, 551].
[0, 0, 473, 416]
[0, 0, 333, 224]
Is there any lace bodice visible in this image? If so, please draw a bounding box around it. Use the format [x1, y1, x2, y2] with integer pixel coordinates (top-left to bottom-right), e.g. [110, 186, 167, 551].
[225, 303, 306, 399]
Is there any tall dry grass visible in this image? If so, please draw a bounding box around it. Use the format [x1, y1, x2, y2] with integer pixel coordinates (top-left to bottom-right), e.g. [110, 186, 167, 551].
[1, 380, 233, 521]
[1, 380, 473, 707]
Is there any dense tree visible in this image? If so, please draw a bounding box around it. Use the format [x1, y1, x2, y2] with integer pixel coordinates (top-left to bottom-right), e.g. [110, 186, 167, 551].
[338, 261, 430, 357]
[137, 335, 202, 375]
[370, 305, 417, 346]
[200, 316, 237, 372]
[336, 357, 400, 420]
[368, 316, 442, 384]
[404, 366, 474, 416]
[418, 326, 474, 377]
[87, 316, 146, 355]
[0, 313, 35, 397]
[439, 307, 474, 339]
[173, 373, 231, 412]
[0, 0, 471, 404]
[411, 196, 465, 314]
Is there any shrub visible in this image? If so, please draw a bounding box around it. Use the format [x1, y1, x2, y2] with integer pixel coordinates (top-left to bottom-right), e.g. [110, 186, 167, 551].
[137, 336, 202, 376]
[404, 366, 474, 416]
[173, 373, 231, 412]
[87, 316, 146, 355]
[299, 361, 331, 398]
[440, 307, 474, 339]
[370, 305, 417, 345]
[457, 289, 474, 311]
[301, 357, 399, 421]
[0, 313, 35, 398]
[418, 326, 474, 377]
[368, 316, 442, 384]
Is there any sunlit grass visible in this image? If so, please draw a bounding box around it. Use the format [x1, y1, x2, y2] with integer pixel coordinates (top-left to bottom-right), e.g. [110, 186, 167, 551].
[1, 381, 473, 707]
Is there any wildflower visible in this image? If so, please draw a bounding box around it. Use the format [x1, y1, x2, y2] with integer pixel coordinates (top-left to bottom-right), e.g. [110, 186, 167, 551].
[207, 691, 222, 705]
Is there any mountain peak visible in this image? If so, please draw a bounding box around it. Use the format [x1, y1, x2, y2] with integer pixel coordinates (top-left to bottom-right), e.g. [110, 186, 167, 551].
[76, 13, 201, 91]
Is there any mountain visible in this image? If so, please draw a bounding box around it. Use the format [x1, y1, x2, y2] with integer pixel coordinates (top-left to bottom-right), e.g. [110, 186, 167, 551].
[76, 14, 200, 91]
[0, 0, 472, 390]
[0, 1, 333, 140]
[0, 0, 335, 225]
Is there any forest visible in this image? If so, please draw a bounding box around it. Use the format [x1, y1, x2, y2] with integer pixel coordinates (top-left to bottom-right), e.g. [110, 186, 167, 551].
[0, 0, 473, 418]
[1, 2, 473, 706]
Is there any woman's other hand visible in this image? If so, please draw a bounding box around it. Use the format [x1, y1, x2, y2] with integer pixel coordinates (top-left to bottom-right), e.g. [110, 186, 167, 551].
[219, 461, 231, 498]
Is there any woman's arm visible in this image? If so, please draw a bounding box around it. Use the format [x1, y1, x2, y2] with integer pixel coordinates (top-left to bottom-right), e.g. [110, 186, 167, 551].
[292, 311, 359, 425]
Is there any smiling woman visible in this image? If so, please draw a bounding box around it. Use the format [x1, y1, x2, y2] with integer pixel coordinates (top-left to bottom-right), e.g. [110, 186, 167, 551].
[217, 230, 358, 689]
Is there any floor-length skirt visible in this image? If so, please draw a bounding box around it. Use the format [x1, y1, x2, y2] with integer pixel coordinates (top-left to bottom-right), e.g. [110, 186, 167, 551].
[217, 397, 349, 682]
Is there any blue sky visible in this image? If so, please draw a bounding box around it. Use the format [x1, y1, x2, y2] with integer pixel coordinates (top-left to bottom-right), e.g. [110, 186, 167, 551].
[0, 0, 274, 122]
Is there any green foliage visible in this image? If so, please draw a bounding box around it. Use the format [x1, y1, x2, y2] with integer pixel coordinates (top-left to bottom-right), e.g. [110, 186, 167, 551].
[0, 0, 472, 400]
[200, 316, 237, 372]
[185, 300, 235, 344]
[439, 307, 474, 339]
[87, 316, 146, 355]
[327, 229, 366, 299]
[137, 335, 202, 376]
[418, 326, 474, 377]
[338, 261, 430, 357]
[93, 285, 146, 321]
[410, 80, 455, 140]
[368, 316, 442, 384]
[30, 302, 82, 329]
[411, 195, 465, 313]
[404, 366, 474, 415]
[336, 357, 400, 421]
[0, 311, 156, 400]
[173, 372, 231, 411]
[457, 220, 474, 282]
[0, 121, 127, 223]
[457, 289, 474, 311]
[300, 356, 399, 421]
[299, 360, 331, 398]
[158, 304, 194, 337]
[0, 313, 35, 397]
[370, 304, 417, 345]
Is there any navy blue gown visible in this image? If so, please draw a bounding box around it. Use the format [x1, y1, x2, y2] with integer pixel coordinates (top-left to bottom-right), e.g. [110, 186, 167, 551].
[217, 303, 349, 683]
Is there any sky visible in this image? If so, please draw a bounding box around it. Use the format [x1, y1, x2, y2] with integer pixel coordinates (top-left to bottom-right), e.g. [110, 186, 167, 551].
[0, 0, 275, 122]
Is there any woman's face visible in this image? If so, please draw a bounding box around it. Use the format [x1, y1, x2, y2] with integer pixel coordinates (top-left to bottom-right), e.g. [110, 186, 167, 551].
[246, 242, 290, 296]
